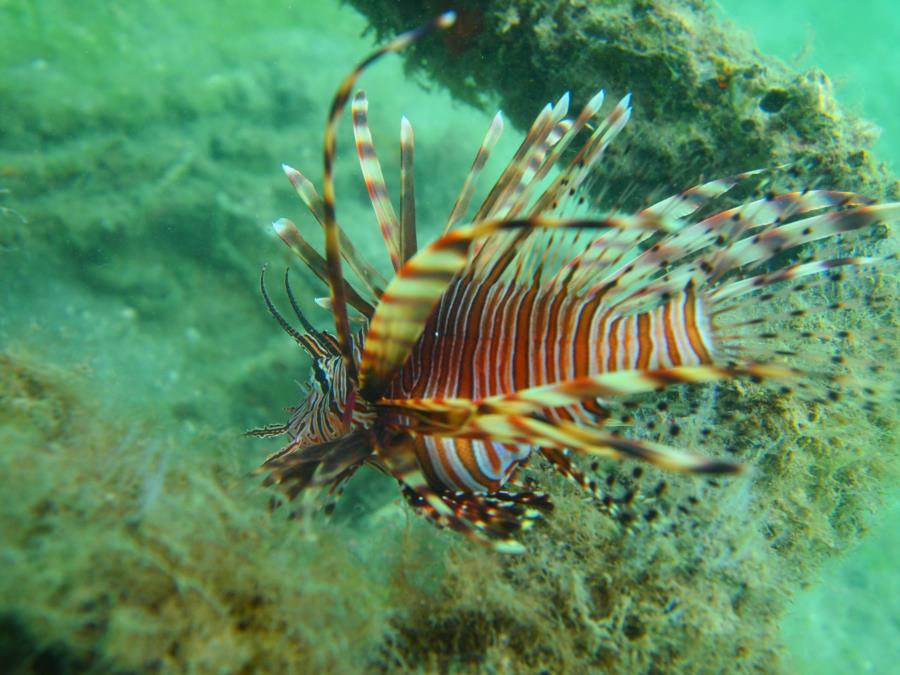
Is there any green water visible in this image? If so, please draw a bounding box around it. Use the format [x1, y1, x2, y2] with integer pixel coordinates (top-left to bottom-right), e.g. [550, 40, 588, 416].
[720, 0, 899, 171]
[1, 1, 896, 673]
[720, 5, 899, 672]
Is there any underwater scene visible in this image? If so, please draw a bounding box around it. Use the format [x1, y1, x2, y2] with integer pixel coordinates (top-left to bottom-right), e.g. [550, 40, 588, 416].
[1, 0, 897, 673]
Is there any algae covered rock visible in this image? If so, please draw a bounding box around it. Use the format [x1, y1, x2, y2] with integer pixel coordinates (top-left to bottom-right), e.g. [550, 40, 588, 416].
[0, 352, 400, 673]
[349, 0, 898, 203]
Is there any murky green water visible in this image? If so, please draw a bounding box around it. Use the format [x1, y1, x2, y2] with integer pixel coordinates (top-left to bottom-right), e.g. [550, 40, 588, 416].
[720, 5, 898, 672]
[1, 1, 896, 672]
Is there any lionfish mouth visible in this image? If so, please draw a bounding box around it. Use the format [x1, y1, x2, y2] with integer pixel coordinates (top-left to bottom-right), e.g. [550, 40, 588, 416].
[247, 11, 899, 552]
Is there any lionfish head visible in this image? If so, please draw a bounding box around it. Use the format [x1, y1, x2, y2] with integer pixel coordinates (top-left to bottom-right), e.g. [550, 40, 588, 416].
[251, 267, 371, 500]
[288, 350, 356, 445]
[253, 265, 362, 445]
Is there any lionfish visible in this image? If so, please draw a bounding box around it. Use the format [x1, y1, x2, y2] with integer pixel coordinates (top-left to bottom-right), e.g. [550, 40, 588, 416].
[249, 12, 897, 552]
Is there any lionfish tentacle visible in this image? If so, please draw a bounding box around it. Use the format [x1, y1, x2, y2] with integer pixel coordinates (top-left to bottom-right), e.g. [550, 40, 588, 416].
[352, 91, 402, 270]
[399, 115, 417, 263]
[282, 269, 334, 346]
[319, 11, 458, 379]
[281, 164, 386, 300]
[258, 265, 337, 358]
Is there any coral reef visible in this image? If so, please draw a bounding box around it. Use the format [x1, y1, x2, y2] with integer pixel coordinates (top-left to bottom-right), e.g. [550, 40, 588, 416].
[349, 0, 899, 203]
[0, 0, 896, 673]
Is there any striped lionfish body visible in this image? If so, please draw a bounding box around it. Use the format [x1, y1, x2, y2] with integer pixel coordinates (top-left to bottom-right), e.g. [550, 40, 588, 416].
[250, 13, 898, 552]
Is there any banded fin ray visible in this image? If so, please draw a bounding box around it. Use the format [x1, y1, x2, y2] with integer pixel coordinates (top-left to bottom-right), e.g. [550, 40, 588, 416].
[449, 415, 741, 475]
[399, 115, 417, 263]
[444, 111, 505, 234]
[352, 91, 402, 270]
[373, 432, 529, 553]
[273, 218, 375, 319]
[319, 10, 458, 379]
[281, 164, 386, 300]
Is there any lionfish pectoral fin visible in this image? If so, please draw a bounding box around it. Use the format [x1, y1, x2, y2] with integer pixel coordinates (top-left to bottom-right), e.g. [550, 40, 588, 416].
[457, 415, 743, 475]
[540, 447, 608, 503]
[372, 432, 528, 553]
[704, 201, 900, 283]
[640, 168, 767, 221]
[588, 190, 882, 315]
[458, 364, 795, 418]
[376, 397, 477, 432]
[259, 431, 373, 501]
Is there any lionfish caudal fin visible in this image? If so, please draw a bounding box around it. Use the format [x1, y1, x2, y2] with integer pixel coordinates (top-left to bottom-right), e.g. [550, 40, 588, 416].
[264, 11, 898, 550]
